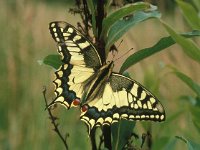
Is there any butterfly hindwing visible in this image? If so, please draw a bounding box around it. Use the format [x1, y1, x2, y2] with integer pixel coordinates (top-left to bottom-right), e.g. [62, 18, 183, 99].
[80, 73, 165, 131]
[49, 21, 102, 108]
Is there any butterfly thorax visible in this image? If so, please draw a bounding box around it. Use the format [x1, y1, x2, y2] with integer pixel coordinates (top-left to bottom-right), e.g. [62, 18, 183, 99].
[82, 61, 114, 103]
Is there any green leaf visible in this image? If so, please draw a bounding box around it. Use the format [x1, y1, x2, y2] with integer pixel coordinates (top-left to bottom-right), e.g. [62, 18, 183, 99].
[87, 0, 97, 37]
[179, 95, 197, 106]
[175, 136, 187, 144]
[192, 0, 200, 11]
[43, 54, 62, 69]
[161, 110, 184, 127]
[111, 120, 136, 150]
[162, 22, 200, 64]
[193, 118, 200, 134]
[105, 10, 161, 55]
[173, 70, 200, 97]
[152, 136, 171, 150]
[176, 0, 200, 30]
[105, 0, 112, 12]
[119, 30, 200, 73]
[187, 140, 200, 150]
[190, 106, 200, 134]
[101, 2, 150, 40]
[176, 136, 200, 150]
[163, 138, 177, 150]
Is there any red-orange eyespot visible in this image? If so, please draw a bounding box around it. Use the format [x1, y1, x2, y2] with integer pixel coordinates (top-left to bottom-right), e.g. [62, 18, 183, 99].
[81, 105, 88, 112]
[73, 98, 80, 106]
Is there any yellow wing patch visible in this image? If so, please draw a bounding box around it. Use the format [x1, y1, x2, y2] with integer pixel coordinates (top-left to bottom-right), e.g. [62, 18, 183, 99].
[80, 73, 165, 131]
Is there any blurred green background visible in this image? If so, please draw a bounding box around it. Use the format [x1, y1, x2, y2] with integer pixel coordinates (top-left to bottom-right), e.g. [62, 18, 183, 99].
[1, 0, 200, 149]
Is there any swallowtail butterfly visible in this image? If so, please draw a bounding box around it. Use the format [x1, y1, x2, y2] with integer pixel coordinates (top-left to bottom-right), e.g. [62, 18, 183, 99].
[49, 21, 165, 131]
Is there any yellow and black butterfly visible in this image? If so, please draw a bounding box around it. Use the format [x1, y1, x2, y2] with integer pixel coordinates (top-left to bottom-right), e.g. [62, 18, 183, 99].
[49, 21, 165, 131]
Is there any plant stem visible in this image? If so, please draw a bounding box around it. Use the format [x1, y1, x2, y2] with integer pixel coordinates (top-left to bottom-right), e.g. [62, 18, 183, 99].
[90, 128, 97, 150]
[96, 0, 106, 62]
[103, 125, 112, 150]
[42, 87, 69, 150]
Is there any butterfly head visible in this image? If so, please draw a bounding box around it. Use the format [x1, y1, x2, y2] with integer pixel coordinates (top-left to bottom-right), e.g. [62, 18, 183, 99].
[105, 61, 114, 69]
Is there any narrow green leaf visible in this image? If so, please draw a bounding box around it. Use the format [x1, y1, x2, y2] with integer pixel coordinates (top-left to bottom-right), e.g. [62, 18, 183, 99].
[111, 120, 135, 150]
[119, 30, 200, 73]
[190, 106, 200, 134]
[162, 22, 200, 64]
[176, 0, 200, 30]
[43, 54, 62, 69]
[173, 70, 200, 97]
[101, 2, 150, 39]
[105, 10, 161, 55]
[152, 136, 171, 150]
[105, 0, 112, 12]
[87, 0, 97, 37]
[161, 110, 184, 127]
[176, 136, 200, 150]
[175, 136, 187, 144]
[187, 140, 200, 150]
[192, 0, 200, 11]
[193, 120, 200, 134]
[179, 95, 197, 106]
[181, 30, 200, 36]
[163, 138, 177, 150]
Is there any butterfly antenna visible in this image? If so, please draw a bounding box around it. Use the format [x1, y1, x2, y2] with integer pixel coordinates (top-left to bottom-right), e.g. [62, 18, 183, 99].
[118, 39, 124, 48]
[113, 47, 134, 62]
[111, 39, 124, 61]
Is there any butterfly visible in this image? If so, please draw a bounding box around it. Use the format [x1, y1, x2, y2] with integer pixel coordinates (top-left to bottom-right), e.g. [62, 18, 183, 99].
[49, 21, 165, 132]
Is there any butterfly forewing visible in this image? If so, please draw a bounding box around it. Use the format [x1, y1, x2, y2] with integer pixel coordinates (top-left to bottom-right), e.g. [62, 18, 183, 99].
[49, 21, 102, 67]
[80, 73, 165, 131]
[49, 21, 102, 108]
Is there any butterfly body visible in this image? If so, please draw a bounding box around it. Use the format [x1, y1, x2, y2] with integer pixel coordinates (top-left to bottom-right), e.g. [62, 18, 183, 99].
[49, 21, 165, 131]
[82, 61, 114, 103]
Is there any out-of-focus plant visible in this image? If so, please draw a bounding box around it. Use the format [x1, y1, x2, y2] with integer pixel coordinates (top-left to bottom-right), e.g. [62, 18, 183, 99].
[43, 0, 200, 149]
[159, 0, 200, 149]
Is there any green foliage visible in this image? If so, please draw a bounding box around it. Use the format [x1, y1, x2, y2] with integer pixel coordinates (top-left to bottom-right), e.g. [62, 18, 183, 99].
[151, 136, 171, 150]
[166, 0, 200, 141]
[101, 2, 150, 40]
[111, 120, 136, 150]
[105, 10, 161, 56]
[172, 69, 200, 135]
[43, 54, 62, 69]
[86, 0, 97, 36]
[43, 1, 200, 149]
[120, 30, 200, 73]
[2, 0, 200, 149]
[172, 70, 200, 97]
[190, 106, 200, 134]
[162, 22, 200, 64]
[176, 0, 200, 30]
[192, 0, 200, 10]
[176, 136, 200, 150]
